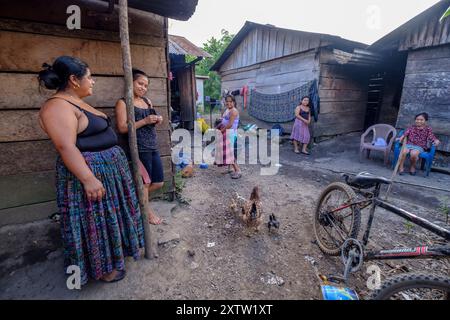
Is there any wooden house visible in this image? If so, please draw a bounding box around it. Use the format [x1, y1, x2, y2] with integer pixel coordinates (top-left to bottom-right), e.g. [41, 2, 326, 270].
[168, 35, 211, 129]
[0, 0, 198, 227]
[210, 21, 381, 139]
[368, 0, 450, 153]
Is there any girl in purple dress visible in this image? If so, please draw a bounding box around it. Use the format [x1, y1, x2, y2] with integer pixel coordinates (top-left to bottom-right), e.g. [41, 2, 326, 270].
[290, 96, 311, 155]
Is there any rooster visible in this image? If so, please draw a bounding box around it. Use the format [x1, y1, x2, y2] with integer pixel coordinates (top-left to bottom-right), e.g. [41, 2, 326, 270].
[230, 186, 263, 232]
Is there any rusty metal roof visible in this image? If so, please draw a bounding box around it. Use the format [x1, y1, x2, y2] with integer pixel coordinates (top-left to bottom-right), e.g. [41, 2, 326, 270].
[370, 0, 450, 52]
[101, 0, 199, 21]
[169, 35, 212, 58]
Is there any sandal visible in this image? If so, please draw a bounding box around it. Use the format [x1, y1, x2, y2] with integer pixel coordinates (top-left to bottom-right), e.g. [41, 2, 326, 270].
[301, 151, 310, 155]
[409, 171, 416, 176]
[101, 270, 126, 283]
[398, 171, 406, 176]
[294, 150, 300, 154]
[231, 172, 242, 179]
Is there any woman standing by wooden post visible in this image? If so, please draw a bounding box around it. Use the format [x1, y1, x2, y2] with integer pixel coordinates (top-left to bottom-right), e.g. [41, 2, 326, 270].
[118, 0, 155, 259]
[38, 56, 145, 285]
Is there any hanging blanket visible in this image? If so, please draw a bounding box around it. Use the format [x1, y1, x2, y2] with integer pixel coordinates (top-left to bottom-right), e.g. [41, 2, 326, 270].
[248, 80, 320, 123]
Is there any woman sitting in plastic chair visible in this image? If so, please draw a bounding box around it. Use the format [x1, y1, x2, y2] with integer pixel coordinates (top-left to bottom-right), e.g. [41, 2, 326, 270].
[396, 112, 440, 176]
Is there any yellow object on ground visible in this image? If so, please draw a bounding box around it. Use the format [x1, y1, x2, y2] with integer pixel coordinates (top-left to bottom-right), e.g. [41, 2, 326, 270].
[196, 118, 210, 133]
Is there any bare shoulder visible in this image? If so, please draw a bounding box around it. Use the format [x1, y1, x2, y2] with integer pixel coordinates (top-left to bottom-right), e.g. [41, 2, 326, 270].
[143, 96, 153, 108]
[40, 98, 77, 118]
[115, 98, 126, 108]
[231, 108, 239, 115]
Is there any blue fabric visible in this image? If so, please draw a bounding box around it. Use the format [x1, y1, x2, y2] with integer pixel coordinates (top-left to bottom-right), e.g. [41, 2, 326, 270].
[405, 144, 424, 153]
[309, 79, 320, 122]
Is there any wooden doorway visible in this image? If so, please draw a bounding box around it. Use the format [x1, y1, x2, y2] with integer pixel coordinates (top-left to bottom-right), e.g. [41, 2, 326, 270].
[177, 64, 197, 130]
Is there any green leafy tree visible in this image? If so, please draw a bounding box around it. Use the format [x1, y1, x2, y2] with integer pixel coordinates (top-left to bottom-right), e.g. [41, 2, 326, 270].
[195, 29, 234, 100]
[440, 5, 450, 22]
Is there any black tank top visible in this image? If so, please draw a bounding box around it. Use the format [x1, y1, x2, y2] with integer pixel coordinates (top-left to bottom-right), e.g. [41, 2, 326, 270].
[47, 97, 118, 152]
[300, 109, 309, 120]
[121, 97, 158, 151]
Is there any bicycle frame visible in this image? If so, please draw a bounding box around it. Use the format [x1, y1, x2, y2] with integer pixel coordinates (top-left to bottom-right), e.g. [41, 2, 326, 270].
[352, 183, 450, 246]
[320, 180, 450, 287]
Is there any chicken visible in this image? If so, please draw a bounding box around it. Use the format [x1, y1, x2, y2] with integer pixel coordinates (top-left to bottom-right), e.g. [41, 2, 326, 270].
[267, 213, 280, 232]
[230, 186, 263, 232]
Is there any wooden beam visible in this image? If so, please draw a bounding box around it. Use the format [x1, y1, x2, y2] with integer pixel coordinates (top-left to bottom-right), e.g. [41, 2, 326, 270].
[0, 73, 167, 110]
[0, 30, 167, 76]
[0, 108, 171, 142]
[0, 18, 165, 47]
[0, 0, 165, 37]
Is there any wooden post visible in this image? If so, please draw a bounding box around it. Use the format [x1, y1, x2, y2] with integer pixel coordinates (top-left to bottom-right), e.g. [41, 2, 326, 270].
[385, 137, 408, 200]
[118, 0, 155, 259]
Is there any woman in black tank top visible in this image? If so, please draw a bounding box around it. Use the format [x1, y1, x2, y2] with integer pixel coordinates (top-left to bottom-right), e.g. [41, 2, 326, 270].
[38, 56, 144, 285]
[115, 68, 164, 225]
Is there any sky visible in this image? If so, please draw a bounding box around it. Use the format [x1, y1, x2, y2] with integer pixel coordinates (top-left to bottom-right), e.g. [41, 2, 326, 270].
[168, 0, 442, 47]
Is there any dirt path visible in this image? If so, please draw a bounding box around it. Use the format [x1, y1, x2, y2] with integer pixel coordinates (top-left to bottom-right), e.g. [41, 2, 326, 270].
[1, 134, 449, 299]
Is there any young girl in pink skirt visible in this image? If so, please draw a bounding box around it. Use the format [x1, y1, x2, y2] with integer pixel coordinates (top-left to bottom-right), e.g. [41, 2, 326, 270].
[291, 96, 311, 155]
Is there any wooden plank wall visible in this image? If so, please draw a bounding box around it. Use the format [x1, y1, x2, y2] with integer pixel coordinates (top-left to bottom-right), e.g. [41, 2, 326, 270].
[314, 48, 369, 137]
[220, 49, 320, 133]
[220, 27, 324, 72]
[377, 77, 399, 126]
[0, 0, 174, 226]
[396, 45, 450, 152]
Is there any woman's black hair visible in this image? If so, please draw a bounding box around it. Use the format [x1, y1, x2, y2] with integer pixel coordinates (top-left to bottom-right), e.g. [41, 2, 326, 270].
[300, 95, 310, 106]
[132, 68, 149, 81]
[415, 112, 429, 121]
[38, 56, 89, 91]
[225, 94, 237, 107]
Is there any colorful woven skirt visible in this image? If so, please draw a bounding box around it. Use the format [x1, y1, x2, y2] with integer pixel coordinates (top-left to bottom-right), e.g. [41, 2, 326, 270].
[56, 146, 145, 285]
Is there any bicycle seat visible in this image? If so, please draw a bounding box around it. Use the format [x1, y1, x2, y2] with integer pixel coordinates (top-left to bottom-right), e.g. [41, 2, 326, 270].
[346, 172, 391, 189]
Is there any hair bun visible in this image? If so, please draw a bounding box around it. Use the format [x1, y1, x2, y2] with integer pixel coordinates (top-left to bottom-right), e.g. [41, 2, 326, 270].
[38, 63, 62, 90]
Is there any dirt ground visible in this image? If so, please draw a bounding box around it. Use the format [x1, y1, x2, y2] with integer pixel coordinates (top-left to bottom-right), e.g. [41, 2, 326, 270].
[0, 132, 449, 300]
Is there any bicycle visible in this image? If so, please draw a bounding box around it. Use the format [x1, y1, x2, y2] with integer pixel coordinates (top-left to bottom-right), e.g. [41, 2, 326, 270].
[313, 171, 450, 300]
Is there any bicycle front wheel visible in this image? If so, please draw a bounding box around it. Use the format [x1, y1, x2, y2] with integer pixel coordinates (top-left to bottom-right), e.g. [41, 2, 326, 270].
[313, 182, 361, 255]
[371, 273, 450, 300]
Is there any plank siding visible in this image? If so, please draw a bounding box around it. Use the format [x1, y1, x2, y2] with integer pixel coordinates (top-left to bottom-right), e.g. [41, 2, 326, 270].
[219, 26, 327, 72]
[0, 74, 167, 110]
[396, 45, 450, 152]
[0, 12, 173, 225]
[218, 28, 367, 138]
[221, 49, 320, 131]
[0, 155, 174, 210]
[0, 30, 167, 77]
[313, 48, 368, 137]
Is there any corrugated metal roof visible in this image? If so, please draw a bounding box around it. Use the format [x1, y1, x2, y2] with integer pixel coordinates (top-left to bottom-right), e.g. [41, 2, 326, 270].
[370, 0, 450, 52]
[169, 35, 212, 58]
[210, 21, 368, 71]
[333, 49, 383, 67]
[100, 0, 198, 21]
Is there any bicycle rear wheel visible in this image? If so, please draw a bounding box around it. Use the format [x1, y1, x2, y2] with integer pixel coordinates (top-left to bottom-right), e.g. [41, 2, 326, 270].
[371, 273, 450, 300]
[313, 182, 361, 255]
